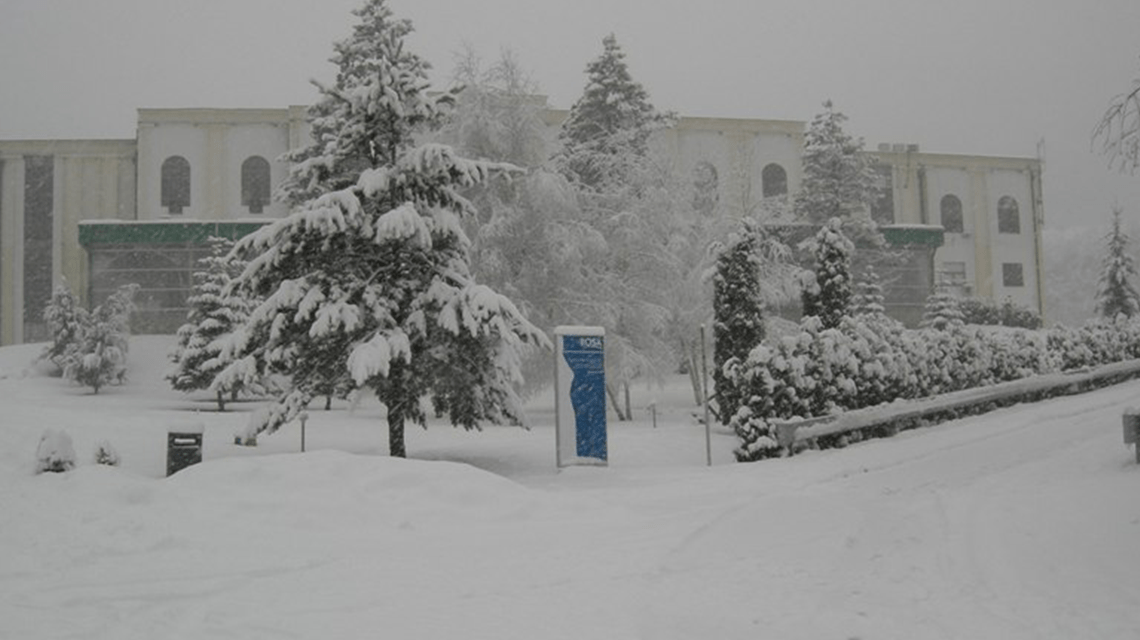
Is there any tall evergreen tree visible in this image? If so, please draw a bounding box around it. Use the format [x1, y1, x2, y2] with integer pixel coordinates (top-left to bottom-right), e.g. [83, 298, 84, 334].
[549, 33, 679, 420]
[555, 33, 672, 190]
[804, 218, 855, 330]
[712, 219, 769, 424]
[168, 237, 256, 411]
[214, 0, 548, 458]
[1095, 206, 1140, 319]
[794, 101, 881, 237]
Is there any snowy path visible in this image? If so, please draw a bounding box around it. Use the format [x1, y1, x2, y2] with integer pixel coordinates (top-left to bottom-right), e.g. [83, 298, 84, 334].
[2, 337, 1140, 639]
[585, 383, 1140, 639]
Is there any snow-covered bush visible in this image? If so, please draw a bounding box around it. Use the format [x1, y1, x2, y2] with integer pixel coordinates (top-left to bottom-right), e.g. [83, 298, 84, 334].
[63, 284, 137, 394]
[810, 218, 854, 330]
[40, 281, 88, 373]
[959, 297, 1042, 329]
[732, 311, 1140, 461]
[35, 429, 76, 474]
[93, 440, 120, 467]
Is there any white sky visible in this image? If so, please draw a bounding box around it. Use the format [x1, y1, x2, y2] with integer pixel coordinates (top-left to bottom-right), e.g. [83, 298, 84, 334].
[1, 0, 1139, 229]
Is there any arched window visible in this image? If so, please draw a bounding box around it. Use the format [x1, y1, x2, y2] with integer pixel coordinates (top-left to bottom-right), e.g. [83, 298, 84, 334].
[241, 156, 271, 214]
[161, 156, 190, 214]
[998, 196, 1020, 234]
[761, 163, 787, 198]
[940, 194, 964, 233]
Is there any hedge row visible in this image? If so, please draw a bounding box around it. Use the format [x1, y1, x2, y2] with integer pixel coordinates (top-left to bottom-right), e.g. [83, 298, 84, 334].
[729, 314, 1140, 461]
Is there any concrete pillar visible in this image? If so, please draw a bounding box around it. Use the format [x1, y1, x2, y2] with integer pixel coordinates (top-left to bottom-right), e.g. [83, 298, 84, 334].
[969, 167, 992, 300]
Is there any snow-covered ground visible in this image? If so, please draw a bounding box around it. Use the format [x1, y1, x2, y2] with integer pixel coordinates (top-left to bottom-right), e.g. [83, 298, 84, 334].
[2, 335, 1139, 639]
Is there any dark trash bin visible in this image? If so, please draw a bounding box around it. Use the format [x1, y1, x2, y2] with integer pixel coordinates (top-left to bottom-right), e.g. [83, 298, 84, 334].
[167, 428, 203, 476]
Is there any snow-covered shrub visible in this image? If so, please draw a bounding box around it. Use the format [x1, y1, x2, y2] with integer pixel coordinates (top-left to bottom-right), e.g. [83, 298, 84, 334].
[959, 297, 1042, 329]
[63, 284, 138, 394]
[40, 281, 88, 373]
[93, 440, 120, 467]
[35, 429, 76, 474]
[800, 218, 854, 330]
[732, 312, 1140, 461]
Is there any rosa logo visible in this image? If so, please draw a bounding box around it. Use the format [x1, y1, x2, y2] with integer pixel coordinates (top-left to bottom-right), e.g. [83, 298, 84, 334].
[576, 336, 603, 350]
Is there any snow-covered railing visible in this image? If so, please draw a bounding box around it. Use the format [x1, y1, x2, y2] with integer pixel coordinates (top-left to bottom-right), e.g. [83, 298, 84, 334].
[774, 358, 1140, 453]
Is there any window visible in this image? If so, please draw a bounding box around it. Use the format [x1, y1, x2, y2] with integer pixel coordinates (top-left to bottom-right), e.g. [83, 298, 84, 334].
[241, 156, 271, 214]
[761, 163, 787, 198]
[161, 156, 190, 214]
[1002, 263, 1024, 287]
[998, 196, 1020, 234]
[940, 194, 964, 233]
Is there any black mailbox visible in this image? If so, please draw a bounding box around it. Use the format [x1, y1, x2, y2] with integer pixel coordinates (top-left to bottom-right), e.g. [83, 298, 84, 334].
[167, 430, 203, 476]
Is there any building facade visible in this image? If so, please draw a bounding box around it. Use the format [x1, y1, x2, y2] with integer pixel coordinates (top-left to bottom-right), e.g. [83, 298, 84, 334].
[0, 106, 1044, 345]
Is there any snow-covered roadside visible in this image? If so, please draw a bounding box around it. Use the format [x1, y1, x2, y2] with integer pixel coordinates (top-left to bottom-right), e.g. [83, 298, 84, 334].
[2, 336, 1139, 639]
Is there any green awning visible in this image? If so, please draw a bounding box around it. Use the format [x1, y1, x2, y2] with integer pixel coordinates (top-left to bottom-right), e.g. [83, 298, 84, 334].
[79, 221, 269, 246]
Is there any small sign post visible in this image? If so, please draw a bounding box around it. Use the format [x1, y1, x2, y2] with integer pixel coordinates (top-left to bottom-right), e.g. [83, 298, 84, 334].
[554, 326, 607, 467]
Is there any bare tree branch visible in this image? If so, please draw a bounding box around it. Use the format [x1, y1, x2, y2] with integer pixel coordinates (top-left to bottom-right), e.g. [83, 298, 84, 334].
[1093, 77, 1140, 174]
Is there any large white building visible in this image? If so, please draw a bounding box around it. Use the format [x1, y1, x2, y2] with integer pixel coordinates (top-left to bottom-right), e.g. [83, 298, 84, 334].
[0, 106, 1044, 345]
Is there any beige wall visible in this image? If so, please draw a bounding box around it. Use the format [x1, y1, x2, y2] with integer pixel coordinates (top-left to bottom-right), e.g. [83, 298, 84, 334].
[878, 148, 1045, 314]
[0, 140, 135, 344]
[0, 107, 1049, 342]
[137, 108, 304, 221]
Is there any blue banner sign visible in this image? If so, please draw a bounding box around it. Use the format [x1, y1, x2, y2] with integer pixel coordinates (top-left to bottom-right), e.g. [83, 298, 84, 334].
[554, 326, 607, 466]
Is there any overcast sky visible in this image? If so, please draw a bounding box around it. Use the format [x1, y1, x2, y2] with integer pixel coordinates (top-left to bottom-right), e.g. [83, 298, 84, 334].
[2, 0, 1139, 229]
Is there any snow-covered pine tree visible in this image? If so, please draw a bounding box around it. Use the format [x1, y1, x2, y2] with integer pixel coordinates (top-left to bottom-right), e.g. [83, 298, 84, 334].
[852, 264, 886, 318]
[555, 33, 672, 191]
[920, 286, 965, 330]
[214, 0, 548, 458]
[794, 101, 881, 239]
[804, 218, 855, 330]
[41, 279, 88, 372]
[64, 284, 137, 394]
[712, 219, 769, 424]
[168, 237, 255, 411]
[1094, 206, 1140, 319]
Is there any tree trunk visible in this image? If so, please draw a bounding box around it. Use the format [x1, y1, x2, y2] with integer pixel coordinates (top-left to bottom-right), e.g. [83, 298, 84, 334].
[623, 382, 631, 421]
[605, 382, 628, 421]
[325, 395, 332, 411]
[388, 403, 406, 458]
[216, 388, 226, 412]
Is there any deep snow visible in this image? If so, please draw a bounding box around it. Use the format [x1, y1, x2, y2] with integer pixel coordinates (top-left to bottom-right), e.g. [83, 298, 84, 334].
[2, 335, 1139, 639]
